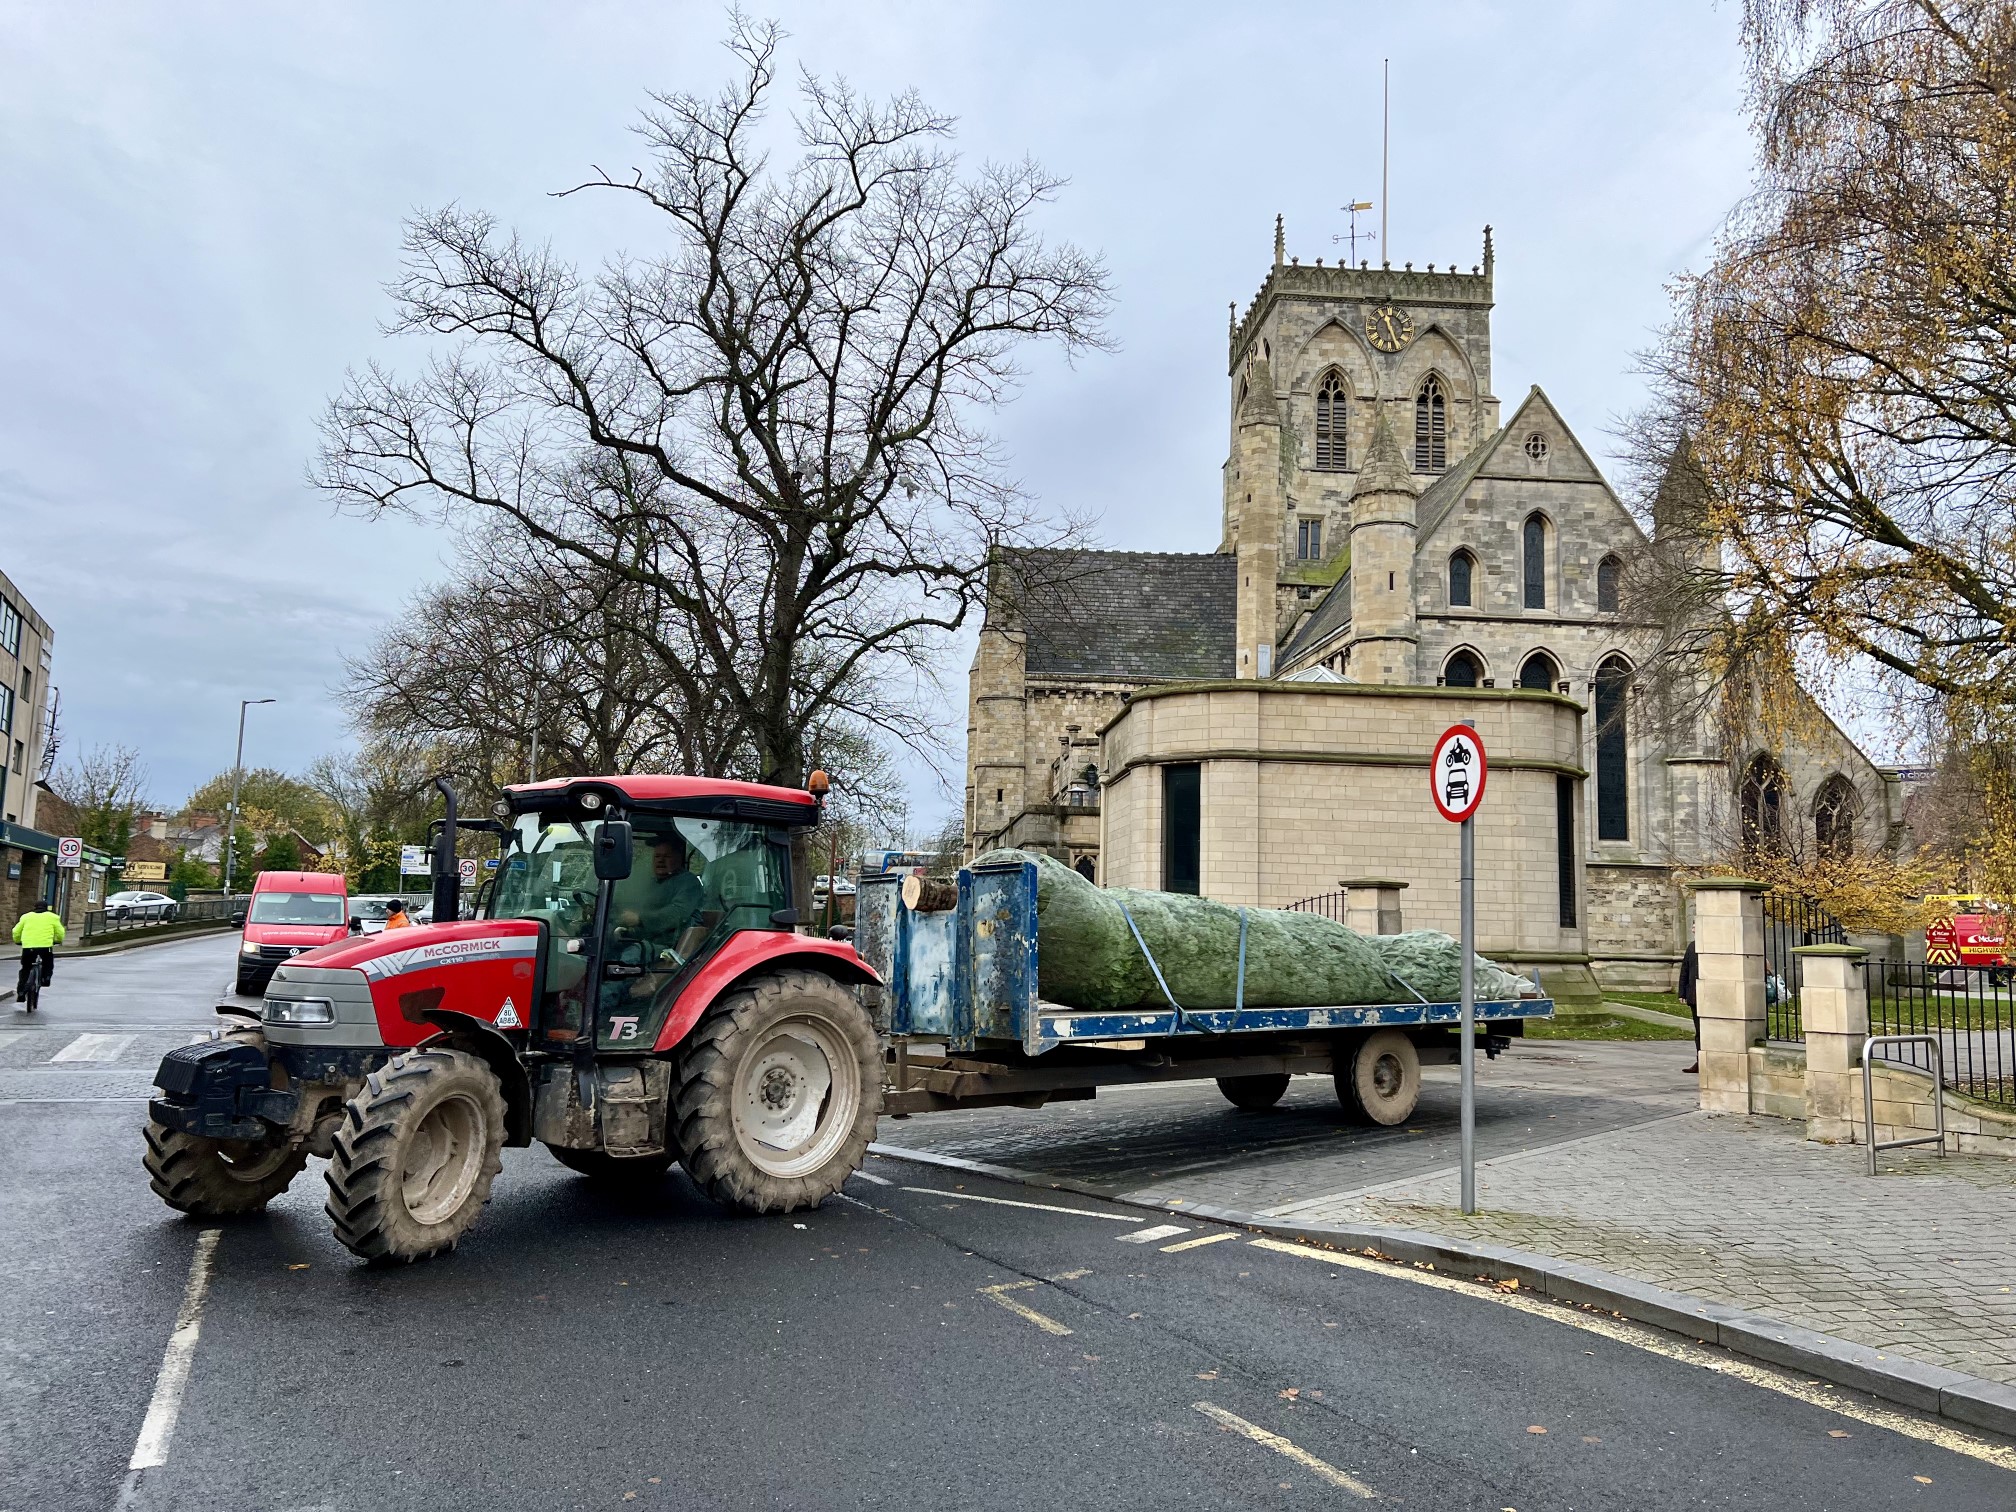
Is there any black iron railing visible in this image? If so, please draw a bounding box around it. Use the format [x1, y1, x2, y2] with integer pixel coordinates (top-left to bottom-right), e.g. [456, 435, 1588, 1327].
[80, 895, 237, 942]
[1862, 959, 2015, 1109]
[1283, 891, 1348, 924]
[1761, 892, 1847, 1041]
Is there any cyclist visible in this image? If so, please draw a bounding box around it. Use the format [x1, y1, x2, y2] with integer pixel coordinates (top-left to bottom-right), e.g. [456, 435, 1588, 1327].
[12, 897, 64, 1009]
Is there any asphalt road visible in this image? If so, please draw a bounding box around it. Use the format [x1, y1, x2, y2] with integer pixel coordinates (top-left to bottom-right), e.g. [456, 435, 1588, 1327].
[4, 936, 2013, 1511]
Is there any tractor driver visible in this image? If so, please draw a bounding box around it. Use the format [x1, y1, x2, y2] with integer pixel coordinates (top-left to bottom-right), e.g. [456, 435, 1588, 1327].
[613, 836, 704, 959]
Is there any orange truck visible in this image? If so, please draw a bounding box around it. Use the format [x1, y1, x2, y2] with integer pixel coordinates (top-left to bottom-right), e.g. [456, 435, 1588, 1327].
[1924, 895, 2010, 969]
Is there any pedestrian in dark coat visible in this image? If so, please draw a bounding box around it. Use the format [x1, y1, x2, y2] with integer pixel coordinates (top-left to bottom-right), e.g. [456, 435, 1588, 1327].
[1678, 941, 1700, 1074]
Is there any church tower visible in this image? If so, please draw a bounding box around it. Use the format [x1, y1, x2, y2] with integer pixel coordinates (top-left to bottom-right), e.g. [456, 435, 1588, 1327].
[1343, 409, 1419, 683]
[1221, 219, 1498, 674]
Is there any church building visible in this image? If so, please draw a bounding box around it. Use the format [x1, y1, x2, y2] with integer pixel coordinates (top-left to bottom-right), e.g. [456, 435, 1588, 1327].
[965, 224, 1898, 993]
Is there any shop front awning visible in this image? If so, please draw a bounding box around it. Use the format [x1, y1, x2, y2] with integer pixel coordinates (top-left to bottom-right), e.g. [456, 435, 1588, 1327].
[0, 822, 59, 857]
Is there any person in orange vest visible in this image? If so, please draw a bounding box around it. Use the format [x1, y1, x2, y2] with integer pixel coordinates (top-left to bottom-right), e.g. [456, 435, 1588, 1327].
[383, 899, 415, 931]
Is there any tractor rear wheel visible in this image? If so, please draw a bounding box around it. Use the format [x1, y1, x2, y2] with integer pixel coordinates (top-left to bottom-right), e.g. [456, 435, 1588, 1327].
[1335, 1029, 1421, 1126]
[673, 969, 880, 1215]
[546, 1144, 677, 1185]
[324, 1047, 506, 1264]
[1216, 1073, 1291, 1111]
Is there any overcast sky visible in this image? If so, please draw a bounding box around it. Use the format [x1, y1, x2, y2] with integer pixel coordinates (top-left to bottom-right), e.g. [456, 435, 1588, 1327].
[0, 1, 1761, 830]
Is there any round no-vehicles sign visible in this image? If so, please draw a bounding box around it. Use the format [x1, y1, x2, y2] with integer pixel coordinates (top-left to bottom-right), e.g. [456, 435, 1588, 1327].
[1430, 725, 1487, 822]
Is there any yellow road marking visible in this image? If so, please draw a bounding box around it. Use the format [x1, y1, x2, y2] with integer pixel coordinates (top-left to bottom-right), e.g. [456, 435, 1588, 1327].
[1162, 1231, 1241, 1253]
[979, 1281, 1075, 1336]
[1193, 1401, 1377, 1498]
[1246, 1238, 2016, 1474]
[901, 1187, 1139, 1221]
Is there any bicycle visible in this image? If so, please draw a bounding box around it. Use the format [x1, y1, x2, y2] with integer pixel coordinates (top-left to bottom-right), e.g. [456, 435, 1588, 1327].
[15, 951, 48, 1013]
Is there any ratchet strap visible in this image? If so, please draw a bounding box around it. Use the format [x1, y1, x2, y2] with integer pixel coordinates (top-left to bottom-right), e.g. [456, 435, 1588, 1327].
[1118, 902, 1245, 1035]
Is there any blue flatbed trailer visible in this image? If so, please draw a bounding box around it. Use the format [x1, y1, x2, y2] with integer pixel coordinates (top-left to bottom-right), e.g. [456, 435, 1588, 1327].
[853, 857, 1555, 1120]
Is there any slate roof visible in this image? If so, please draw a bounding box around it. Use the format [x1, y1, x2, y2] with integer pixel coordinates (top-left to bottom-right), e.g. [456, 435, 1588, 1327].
[1278, 568, 1353, 665]
[1414, 424, 1507, 541]
[997, 549, 1238, 681]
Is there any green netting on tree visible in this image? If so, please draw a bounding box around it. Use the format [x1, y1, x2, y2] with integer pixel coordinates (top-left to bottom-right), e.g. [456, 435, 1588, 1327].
[975, 850, 1532, 1013]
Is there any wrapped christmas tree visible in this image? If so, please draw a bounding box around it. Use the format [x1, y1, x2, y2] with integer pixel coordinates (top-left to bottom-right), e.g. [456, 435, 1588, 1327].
[975, 849, 1532, 1013]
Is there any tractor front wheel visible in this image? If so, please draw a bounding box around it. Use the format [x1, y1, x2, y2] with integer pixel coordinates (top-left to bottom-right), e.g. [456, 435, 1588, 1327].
[673, 969, 880, 1215]
[546, 1145, 677, 1185]
[324, 1047, 506, 1264]
[144, 1122, 308, 1216]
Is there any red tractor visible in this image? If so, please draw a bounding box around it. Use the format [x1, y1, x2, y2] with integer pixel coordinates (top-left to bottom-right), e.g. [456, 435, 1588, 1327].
[143, 774, 881, 1263]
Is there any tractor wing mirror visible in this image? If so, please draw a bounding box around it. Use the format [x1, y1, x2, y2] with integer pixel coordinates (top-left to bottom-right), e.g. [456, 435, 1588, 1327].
[593, 820, 634, 881]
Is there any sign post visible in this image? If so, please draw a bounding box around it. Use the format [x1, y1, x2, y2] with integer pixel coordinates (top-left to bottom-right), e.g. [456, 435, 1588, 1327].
[1430, 722, 1487, 1215]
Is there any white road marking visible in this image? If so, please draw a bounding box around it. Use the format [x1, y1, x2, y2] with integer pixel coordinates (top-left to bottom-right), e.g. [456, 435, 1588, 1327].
[1245, 1237, 2016, 1473]
[898, 1187, 1139, 1221]
[51, 1033, 135, 1063]
[1193, 1401, 1377, 1498]
[1161, 1231, 1241, 1253]
[117, 1227, 221, 1503]
[849, 1169, 893, 1186]
[979, 1281, 1075, 1336]
[1117, 1223, 1191, 1245]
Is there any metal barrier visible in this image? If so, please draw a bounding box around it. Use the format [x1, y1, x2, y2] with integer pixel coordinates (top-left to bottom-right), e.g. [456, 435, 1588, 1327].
[1863, 959, 2014, 1108]
[80, 895, 237, 942]
[1283, 891, 1347, 924]
[1862, 1032, 1947, 1174]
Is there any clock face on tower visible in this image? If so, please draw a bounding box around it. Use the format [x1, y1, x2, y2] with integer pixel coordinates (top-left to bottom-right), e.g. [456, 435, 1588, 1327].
[1365, 305, 1415, 353]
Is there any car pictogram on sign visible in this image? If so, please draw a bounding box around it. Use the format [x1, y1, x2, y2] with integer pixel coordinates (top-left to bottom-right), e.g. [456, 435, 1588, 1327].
[1430, 726, 1487, 822]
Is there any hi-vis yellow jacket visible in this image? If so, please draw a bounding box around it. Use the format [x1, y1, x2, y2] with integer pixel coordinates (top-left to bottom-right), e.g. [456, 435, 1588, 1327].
[12, 909, 65, 949]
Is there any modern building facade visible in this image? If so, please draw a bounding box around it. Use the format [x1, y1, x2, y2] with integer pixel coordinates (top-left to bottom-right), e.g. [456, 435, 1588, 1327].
[0, 566, 58, 921]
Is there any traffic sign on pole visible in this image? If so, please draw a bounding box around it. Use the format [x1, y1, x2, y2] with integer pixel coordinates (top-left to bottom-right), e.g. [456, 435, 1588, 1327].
[458, 858, 479, 886]
[1430, 721, 1486, 1215]
[56, 836, 82, 868]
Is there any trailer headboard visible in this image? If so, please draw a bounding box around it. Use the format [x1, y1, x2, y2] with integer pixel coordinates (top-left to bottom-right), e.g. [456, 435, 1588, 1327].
[850, 860, 1041, 1053]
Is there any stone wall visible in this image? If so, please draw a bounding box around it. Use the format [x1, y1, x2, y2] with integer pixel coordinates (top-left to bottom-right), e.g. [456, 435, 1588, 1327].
[1098, 680, 1587, 958]
[1585, 862, 1683, 989]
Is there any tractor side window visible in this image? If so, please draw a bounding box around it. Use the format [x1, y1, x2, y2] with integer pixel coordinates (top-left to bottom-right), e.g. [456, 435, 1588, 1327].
[494, 816, 604, 1041]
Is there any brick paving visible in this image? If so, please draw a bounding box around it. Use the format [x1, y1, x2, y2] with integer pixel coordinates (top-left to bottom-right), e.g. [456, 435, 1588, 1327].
[881, 1039, 2016, 1389]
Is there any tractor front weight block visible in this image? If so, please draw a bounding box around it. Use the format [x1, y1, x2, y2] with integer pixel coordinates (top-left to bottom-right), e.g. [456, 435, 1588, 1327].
[149, 1038, 292, 1142]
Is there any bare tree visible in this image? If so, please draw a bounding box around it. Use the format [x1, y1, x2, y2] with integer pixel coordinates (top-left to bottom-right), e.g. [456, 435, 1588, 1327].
[50, 743, 152, 854]
[344, 514, 747, 787]
[318, 17, 1110, 800]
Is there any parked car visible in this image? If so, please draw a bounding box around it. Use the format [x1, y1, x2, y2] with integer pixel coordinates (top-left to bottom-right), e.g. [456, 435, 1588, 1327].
[348, 895, 409, 933]
[105, 890, 178, 921]
[233, 871, 350, 995]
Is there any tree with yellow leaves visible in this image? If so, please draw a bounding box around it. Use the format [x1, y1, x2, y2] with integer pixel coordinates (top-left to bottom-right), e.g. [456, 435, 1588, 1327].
[1634, 0, 2016, 898]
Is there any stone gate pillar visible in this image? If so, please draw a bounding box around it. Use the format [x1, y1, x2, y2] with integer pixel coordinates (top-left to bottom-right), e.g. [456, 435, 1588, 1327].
[1341, 878, 1407, 936]
[1689, 878, 1766, 1114]
[1797, 944, 1869, 1144]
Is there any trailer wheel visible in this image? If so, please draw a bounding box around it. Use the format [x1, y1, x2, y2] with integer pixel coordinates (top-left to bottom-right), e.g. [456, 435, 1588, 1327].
[324, 1047, 506, 1264]
[1336, 1029, 1420, 1126]
[1216, 1074, 1291, 1111]
[546, 1145, 677, 1185]
[673, 969, 880, 1215]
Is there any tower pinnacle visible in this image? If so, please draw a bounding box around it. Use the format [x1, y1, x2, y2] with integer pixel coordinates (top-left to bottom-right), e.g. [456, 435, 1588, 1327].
[1274, 214, 1285, 268]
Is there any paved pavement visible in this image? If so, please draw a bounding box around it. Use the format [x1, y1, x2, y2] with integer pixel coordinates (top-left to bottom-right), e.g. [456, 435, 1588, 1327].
[878, 1039, 2016, 1391]
[9, 938, 2015, 1508]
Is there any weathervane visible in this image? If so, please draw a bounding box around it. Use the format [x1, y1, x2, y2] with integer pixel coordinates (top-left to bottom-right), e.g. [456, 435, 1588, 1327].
[1332, 201, 1376, 263]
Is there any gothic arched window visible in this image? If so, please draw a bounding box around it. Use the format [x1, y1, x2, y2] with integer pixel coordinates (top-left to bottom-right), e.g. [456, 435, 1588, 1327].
[1523, 514, 1548, 609]
[1314, 370, 1349, 470]
[1740, 754, 1788, 855]
[1443, 649, 1482, 688]
[1815, 775, 1860, 857]
[1595, 655, 1632, 841]
[1597, 555, 1622, 614]
[1448, 550, 1475, 607]
[1414, 375, 1447, 473]
[1518, 651, 1558, 691]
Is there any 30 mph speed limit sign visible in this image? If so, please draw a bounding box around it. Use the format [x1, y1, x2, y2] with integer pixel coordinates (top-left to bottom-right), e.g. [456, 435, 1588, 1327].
[458, 858, 479, 886]
[56, 836, 83, 868]
[1430, 724, 1487, 823]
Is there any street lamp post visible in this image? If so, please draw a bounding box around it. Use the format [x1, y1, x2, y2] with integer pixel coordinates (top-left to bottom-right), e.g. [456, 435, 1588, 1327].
[222, 698, 276, 895]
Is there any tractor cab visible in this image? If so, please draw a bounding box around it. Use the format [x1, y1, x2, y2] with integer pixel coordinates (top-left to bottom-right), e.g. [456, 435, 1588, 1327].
[488, 776, 816, 1052]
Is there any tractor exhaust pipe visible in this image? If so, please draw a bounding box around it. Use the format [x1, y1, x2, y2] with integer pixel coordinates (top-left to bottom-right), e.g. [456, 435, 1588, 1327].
[432, 776, 460, 926]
